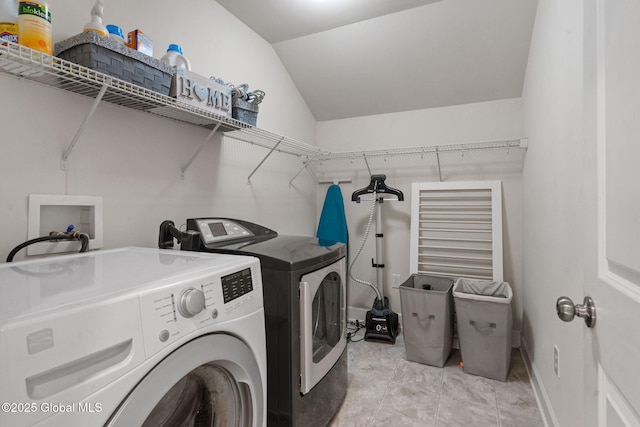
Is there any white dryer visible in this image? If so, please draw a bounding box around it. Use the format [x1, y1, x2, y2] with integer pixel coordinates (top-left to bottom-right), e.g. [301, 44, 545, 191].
[0, 247, 266, 427]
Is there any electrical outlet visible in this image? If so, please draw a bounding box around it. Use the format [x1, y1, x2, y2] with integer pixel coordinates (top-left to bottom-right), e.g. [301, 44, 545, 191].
[554, 345, 560, 378]
[392, 273, 401, 288]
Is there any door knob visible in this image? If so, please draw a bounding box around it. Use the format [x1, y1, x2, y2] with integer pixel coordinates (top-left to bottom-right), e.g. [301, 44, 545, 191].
[556, 296, 596, 328]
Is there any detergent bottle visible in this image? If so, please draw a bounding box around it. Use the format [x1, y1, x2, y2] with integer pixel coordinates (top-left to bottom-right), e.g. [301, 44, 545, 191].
[0, 0, 19, 45]
[18, 0, 51, 54]
[106, 24, 125, 45]
[161, 44, 191, 70]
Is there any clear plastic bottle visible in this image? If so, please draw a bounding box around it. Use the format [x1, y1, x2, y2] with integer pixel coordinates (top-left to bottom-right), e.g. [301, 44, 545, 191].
[161, 44, 191, 70]
[0, 0, 19, 45]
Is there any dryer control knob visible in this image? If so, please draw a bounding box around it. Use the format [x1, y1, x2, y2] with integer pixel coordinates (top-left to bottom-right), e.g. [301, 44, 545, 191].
[178, 288, 206, 318]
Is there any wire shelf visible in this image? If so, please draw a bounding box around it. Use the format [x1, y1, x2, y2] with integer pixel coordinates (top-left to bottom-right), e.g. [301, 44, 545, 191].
[0, 41, 246, 132]
[224, 127, 327, 157]
[313, 139, 527, 162]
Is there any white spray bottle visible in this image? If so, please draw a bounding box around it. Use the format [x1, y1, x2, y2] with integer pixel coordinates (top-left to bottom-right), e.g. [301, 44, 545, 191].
[83, 0, 108, 37]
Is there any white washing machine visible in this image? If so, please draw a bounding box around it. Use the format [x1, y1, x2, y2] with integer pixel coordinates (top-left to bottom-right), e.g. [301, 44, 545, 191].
[0, 247, 266, 427]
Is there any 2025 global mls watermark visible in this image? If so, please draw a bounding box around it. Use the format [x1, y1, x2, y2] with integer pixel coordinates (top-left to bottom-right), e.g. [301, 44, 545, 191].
[2, 402, 103, 413]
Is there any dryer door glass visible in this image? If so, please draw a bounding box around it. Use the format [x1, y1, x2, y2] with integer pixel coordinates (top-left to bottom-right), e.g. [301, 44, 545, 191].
[311, 271, 342, 362]
[299, 258, 347, 395]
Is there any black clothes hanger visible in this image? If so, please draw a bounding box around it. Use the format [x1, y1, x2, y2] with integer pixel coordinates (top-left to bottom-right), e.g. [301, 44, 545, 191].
[351, 174, 404, 202]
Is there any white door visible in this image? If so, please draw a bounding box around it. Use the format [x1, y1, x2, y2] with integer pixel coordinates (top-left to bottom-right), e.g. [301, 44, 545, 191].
[579, 1, 640, 425]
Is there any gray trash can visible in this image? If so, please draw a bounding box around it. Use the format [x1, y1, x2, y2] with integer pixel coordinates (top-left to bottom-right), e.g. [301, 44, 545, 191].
[453, 277, 513, 381]
[399, 274, 454, 367]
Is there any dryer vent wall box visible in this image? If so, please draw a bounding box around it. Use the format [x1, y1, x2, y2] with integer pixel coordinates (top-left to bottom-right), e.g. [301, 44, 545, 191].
[27, 194, 104, 256]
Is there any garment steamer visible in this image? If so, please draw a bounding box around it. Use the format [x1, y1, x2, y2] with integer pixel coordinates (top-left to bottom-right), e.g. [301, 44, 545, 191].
[350, 174, 404, 343]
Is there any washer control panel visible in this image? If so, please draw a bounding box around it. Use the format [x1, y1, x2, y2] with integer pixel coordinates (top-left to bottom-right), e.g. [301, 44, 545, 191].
[221, 267, 254, 304]
[138, 259, 262, 357]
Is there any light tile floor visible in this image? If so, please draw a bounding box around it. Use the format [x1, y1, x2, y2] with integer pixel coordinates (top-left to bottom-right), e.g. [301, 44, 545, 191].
[330, 334, 544, 427]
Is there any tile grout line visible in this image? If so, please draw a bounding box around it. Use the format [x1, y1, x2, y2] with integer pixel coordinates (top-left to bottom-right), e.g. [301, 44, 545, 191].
[433, 367, 445, 427]
[493, 380, 501, 427]
[368, 352, 402, 426]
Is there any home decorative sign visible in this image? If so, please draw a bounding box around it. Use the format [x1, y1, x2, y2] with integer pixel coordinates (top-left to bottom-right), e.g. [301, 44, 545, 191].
[170, 69, 232, 117]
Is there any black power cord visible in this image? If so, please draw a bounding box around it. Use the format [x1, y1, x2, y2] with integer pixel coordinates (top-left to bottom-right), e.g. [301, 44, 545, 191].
[347, 319, 366, 343]
[6, 229, 90, 262]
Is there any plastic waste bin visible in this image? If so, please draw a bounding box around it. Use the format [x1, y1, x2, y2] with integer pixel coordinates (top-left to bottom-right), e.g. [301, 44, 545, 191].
[399, 274, 454, 367]
[453, 277, 513, 381]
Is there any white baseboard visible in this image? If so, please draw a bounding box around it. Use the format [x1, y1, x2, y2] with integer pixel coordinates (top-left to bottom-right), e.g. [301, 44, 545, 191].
[520, 337, 559, 427]
[511, 330, 521, 348]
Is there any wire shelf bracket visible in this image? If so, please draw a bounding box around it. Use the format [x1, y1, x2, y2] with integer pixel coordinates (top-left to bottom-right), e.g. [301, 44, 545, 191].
[435, 147, 443, 182]
[289, 149, 321, 187]
[61, 83, 108, 171]
[181, 123, 222, 179]
[247, 136, 284, 183]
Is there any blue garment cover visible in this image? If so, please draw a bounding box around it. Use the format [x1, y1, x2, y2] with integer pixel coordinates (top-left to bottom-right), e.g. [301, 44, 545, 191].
[317, 184, 348, 246]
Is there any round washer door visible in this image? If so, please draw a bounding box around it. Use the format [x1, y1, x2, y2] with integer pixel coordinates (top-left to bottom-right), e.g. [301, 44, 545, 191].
[106, 334, 264, 427]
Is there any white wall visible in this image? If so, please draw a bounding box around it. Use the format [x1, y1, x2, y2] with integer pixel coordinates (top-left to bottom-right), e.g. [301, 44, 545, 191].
[521, 0, 585, 425]
[315, 98, 525, 333]
[0, 0, 318, 262]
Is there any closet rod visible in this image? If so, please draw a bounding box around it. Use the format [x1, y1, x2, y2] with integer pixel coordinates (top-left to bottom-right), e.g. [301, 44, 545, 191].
[318, 179, 352, 185]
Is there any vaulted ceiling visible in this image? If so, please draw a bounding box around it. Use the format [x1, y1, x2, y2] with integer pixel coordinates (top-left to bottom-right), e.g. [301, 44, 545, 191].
[215, 0, 538, 121]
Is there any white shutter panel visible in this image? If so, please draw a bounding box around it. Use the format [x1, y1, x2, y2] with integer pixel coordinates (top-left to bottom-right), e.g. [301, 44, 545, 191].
[410, 181, 503, 281]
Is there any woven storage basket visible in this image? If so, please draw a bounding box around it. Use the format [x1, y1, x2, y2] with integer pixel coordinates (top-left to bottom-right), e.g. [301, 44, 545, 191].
[232, 98, 259, 126]
[55, 32, 174, 95]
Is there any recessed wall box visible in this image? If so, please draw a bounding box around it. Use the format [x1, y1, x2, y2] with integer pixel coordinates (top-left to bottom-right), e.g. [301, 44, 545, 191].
[27, 194, 103, 256]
